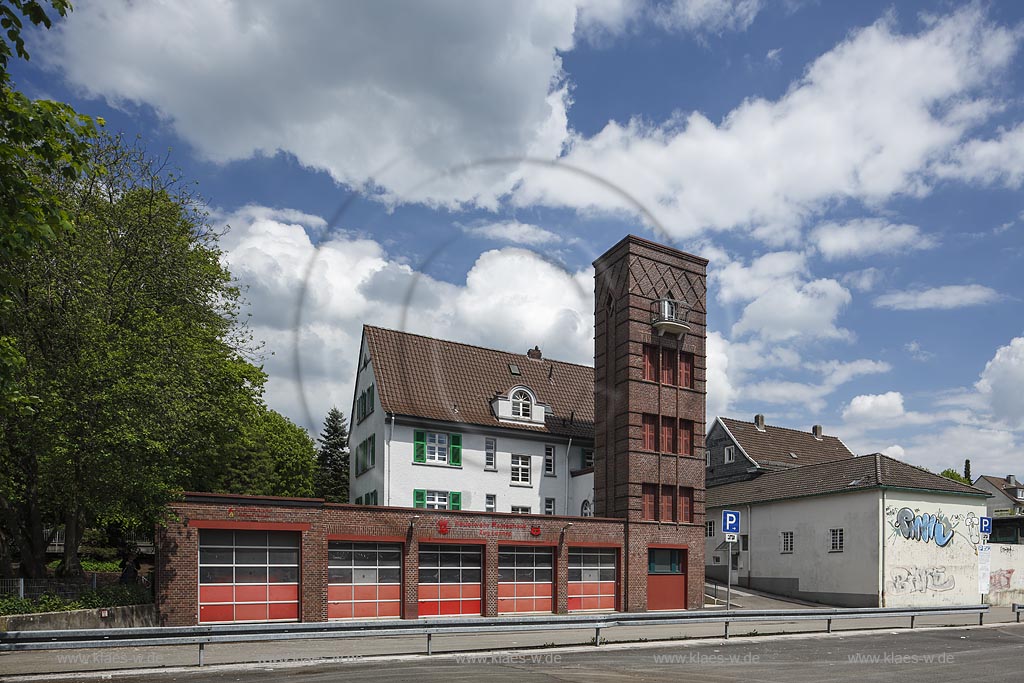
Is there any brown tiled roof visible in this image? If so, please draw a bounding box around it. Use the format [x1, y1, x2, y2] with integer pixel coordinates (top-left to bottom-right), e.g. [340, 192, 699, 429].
[707, 453, 990, 508]
[976, 475, 1023, 502]
[719, 417, 854, 470]
[364, 326, 594, 439]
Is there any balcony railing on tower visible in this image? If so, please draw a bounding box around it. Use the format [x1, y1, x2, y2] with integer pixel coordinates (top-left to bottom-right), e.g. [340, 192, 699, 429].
[651, 297, 690, 337]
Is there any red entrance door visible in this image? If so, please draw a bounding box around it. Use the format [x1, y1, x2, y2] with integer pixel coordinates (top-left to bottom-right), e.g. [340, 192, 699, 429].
[647, 548, 687, 610]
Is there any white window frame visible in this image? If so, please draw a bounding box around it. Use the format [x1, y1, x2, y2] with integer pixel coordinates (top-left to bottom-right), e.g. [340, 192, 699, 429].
[425, 490, 449, 510]
[544, 498, 555, 515]
[511, 390, 532, 419]
[511, 454, 531, 485]
[485, 494, 496, 513]
[781, 531, 794, 554]
[511, 505, 531, 514]
[425, 432, 448, 463]
[544, 445, 556, 476]
[724, 446, 735, 464]
[582, 448, 594, 469]
[705, 449, 711, 468]
[485, 438, 497, 471]
[705, 520, 715, 538]
[829, 528, 845, 553]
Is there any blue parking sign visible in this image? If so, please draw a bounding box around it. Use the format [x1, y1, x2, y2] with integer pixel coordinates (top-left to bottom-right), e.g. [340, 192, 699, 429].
[980, 516, 992, 535]
[722, 510, 741, 534]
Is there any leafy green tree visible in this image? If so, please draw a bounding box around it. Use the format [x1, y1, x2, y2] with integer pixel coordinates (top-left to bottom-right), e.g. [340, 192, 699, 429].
[940, 468, 970, 485]
[315, 407, 349, 503]
[1, 0, 99, 416]
[964, 458, 972, 483]
[1, 135, 267, 576]
[216, 409, 317, 498]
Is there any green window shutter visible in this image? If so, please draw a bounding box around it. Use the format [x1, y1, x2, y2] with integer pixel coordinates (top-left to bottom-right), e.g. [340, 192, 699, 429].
[449, 433, 462, 466]
[367, 385, 375, 413]
[356, 495, 363, 505]
[369, 434, 376, 468]
[413, 489, 426, 508]
[413, 430, 426, 463]
[450, 491, 462, 510]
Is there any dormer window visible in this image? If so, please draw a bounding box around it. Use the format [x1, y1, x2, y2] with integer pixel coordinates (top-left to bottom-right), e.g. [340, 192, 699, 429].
[511, 390, 532, 418]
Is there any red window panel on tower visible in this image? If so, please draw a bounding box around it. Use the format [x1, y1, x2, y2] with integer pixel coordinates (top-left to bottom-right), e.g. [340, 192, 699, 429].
[642, 414, 658, 451]
[498, 546, 554, 614]
[678, 419, 694, 456]
[660, 347, 677, 385]
[678, 487, 694, 523]
[660, 484, 677, 522]
[642, 344, 658, 381]
[642, 484, 657, 520]
[660, 417, 677, 454]
[568, 548, 617, 612]
[328, 542, 402, 619]
[417, 544, 482, 617]
[680, 352, 694, 389]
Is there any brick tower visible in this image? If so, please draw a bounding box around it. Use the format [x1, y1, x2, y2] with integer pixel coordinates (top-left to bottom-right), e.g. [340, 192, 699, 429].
[593, 235, 707, 611]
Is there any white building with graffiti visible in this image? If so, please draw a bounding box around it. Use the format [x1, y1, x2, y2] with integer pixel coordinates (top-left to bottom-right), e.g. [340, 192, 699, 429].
[705, 453, 989, 607]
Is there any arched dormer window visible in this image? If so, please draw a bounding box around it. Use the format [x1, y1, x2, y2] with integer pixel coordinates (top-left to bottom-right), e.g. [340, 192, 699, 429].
[511, 389, 532, 418]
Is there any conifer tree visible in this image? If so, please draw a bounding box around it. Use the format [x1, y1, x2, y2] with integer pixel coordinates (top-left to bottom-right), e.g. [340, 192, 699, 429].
[315, 407, 349, 502]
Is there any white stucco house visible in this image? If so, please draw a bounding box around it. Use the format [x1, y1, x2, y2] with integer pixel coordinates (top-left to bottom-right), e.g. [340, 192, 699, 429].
[348, 326, 596, 516]
[705, 453, 990, 607]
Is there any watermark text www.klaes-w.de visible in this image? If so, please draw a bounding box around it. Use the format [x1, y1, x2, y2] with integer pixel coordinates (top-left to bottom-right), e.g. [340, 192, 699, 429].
[454, 652, 563, 665]
[653, 652, 761, 665]
[55, 652, 165, 666]
[847, 652, 955, 665]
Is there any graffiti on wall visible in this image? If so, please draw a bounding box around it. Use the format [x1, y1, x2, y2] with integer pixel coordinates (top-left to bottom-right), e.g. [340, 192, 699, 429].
[991, 569, 1015, 591]
[889, 566, 956, 594]
[893, 507, 954, 547]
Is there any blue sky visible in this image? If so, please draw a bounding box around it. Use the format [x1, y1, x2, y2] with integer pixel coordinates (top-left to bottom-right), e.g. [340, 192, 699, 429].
[15, 1, 1024, 475]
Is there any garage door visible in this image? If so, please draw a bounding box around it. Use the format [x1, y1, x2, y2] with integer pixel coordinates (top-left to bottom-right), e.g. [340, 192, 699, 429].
[198, 529, 300, 623]
[568, 548, 617, 611]
[327, 542, 402, 619]
[417, 544, 482, 616]
[497, 546, 553, 614]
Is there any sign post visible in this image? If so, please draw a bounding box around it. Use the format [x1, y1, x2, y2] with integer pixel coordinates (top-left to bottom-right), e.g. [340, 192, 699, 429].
[979, 517, 993, 603]
[722, 510, 741, 610]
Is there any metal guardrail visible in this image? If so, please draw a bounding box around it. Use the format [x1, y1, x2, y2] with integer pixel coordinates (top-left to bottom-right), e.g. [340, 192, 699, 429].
[0, 605, 992, 667]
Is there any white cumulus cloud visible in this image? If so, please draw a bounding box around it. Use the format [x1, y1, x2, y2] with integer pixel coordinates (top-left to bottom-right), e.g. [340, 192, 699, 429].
[843, 391, 906, 421]
[874, 284, 1000, 310]
[976, 336, 1024, 428]
[811, 218, 936, 261]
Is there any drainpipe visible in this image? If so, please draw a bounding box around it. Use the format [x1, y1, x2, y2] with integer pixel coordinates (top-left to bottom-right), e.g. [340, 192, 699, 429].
[880, 488, 887, 607]
[386, 413, 395, 505]
[565, 437, 573, 515]
[745, 504, 752, 587]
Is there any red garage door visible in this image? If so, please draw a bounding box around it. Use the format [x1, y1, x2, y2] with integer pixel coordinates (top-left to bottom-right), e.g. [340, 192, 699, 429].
[198, 529, 300, 623]
[417, 544, 482, 616]
[328, 542, 402, 619]
[498, 546, 553, 614]
[568, 548, 617, 611]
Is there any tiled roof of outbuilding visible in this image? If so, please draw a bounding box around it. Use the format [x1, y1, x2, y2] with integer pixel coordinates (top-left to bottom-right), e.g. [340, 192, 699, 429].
[363, 326, 595, 439]
[707, 453, 989, 508]
[975, 475, 1024, 502]
[719, 417, 854, 470]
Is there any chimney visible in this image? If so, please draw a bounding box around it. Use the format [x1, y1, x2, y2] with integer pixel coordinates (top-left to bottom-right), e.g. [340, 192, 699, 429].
[1008, 475, 1018, 486]
[812, 425, 823, 440]
[527, 346, 542, 360]
[754, 414, 765, 431]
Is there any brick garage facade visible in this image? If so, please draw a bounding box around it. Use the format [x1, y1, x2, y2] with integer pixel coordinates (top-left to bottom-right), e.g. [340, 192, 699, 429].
[157, 493, 706, 625]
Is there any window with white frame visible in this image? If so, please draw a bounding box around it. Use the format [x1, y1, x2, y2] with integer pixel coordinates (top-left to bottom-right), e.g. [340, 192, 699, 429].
[511, 505, 531, 514]
[544, 445, 556, 476]
[829, 528, 844, 552]
[705, 449, 711, 467]
[511, 390, 532, 418]
[511, 454, 531, 485]
[781, 531, 794, 554]
[544, 498, 555, 515]
[425, 491, 449, 510]
[582, 448, 594, 469]
[712, 555, 721, 565]
[485, 438, 496, 470]
[485, 494, 496, 512]
[705, 520, 715, 538]
[426, 432, 448, 463]
[724, 446, 735, 464]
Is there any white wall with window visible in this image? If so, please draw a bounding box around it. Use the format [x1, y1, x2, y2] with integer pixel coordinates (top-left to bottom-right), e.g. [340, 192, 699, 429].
[380, 422, 591, 514]
[348, 337, 387, 505]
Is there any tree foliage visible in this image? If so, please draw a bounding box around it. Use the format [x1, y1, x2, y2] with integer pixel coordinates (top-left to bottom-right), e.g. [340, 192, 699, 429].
[964, 458, 972, 483]
[315, 407, 349, 503]
[1, 0, 99, 415]
[1, 135, 314, 576]
[940, 468, 970, 485]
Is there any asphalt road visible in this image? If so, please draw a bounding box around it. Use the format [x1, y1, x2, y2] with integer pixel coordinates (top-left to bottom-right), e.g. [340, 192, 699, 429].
[7, 624, 1024, 683]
